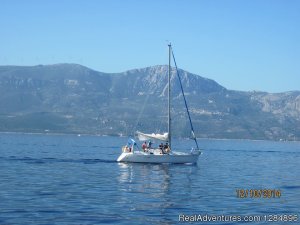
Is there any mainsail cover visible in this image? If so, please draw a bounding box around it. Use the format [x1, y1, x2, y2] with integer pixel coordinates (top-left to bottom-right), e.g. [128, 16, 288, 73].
[136, 131, 169, 141]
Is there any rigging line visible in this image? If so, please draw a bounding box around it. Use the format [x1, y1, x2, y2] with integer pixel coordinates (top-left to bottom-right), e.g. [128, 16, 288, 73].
[132, 73, 165, 136]
[171, 47, 200, 150]
[133, 89, 152, 135]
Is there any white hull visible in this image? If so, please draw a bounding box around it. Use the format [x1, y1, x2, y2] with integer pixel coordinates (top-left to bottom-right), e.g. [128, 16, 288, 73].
[117, 151, 200, 164]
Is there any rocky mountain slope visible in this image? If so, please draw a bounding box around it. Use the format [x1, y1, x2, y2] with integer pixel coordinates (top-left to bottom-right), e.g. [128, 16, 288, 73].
[0, 63, 299, 140]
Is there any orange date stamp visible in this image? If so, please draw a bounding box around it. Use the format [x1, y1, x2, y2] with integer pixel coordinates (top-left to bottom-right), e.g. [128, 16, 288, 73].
[236, 189, 281, 198]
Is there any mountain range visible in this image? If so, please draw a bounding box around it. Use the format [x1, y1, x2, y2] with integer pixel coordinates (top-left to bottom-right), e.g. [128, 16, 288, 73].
[0, 63, 299, 141]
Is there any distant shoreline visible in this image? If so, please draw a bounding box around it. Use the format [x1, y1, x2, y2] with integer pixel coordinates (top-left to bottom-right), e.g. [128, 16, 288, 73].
[0, 131, 298, 143]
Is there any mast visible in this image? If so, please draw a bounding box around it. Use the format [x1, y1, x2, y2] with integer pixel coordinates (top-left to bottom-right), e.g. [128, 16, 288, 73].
[168, 43, 172, 150]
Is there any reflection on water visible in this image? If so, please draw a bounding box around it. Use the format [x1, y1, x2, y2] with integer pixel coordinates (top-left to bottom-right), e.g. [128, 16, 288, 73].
[118, 163, 172, 195]
[117, 162, 200, 223]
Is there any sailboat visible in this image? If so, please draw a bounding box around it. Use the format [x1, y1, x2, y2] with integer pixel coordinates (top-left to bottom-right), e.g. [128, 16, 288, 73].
[117, 44, 201, 163]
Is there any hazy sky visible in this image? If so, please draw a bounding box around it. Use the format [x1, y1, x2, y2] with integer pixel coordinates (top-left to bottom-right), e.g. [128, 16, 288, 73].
[1, 0, 299, 92]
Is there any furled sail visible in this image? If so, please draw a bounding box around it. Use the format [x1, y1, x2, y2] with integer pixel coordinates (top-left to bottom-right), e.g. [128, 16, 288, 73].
[136, 131, 169, 141]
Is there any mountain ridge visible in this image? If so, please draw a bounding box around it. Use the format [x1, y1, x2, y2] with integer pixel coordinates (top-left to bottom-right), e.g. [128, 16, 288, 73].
[0, 63, 299, 141]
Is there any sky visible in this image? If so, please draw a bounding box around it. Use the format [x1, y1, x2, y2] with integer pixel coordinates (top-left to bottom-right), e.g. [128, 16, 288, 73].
[1, 0, 299, 92]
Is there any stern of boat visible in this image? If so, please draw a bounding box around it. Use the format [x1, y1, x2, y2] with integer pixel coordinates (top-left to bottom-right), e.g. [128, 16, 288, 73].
[190, 148, 201, 155]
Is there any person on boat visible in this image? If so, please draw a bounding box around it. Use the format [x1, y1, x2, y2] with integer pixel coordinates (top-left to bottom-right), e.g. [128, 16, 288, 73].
[159, 143, 163, 150]
[147, 141, 152, 149]
[123, 145, 129, 153]
[163, 142, 170, 154]
[142, 142, 147, 151]
[164, 142, 169, 149]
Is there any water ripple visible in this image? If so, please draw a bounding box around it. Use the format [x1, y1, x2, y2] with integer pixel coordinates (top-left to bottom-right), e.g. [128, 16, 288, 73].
[0, 134, 299, 225]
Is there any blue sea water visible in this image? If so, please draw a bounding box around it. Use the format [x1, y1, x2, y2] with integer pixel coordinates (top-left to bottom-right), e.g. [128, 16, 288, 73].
[0, 133, 299, 225]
